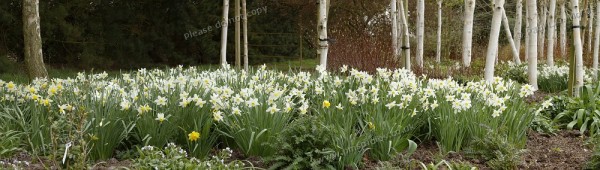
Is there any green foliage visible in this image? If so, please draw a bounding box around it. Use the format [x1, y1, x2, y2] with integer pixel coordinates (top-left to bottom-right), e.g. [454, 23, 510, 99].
[530, 114, 558, 134]
[268, 116, 338, 170]
[417, 160, 478, 170]
[465, 131, 525, 170]
[585, 135, 600, 170]
[555, 83, 600, 135]
[132, 144, 246, 170]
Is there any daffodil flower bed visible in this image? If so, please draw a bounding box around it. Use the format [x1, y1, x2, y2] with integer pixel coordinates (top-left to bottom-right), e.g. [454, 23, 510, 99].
[0, 64, 537, 168]
[501, 61, 594, 93]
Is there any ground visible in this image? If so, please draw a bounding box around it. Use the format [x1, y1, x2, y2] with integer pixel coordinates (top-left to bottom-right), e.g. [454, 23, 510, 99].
[408, 130, 591, 170]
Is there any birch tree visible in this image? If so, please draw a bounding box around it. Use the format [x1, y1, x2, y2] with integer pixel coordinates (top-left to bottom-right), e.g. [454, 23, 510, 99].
[463, 0, 476, 67]
[484, 0, 505, 82]
[502, 10, 521, 64]
[416, 0, 425, 68]
[527, 0, 539, 89]
[317, 0, 330, 68]
[594, 0, 600, 80]
[560, 0, 568, 58]
[515, 0, 524, 53]
[399, 0, 411, 69]
[437, 0, 443, 63]
[235, 0, 241, 69]
[242, 0, 249, 71]
[23, 0, 48, 79]
[582, 0, 589, 51]
[220, 0, 230, 65]
[588, 4, 595, 56]
[570, 0, 584, 96]
[548, 0, 557, 66]
[539, 0, 548, 59]
[391, 0, 399, 61]
[525, 3, 530, 62]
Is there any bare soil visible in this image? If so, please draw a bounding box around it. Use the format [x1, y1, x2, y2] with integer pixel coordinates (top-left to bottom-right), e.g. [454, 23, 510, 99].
[408, 130, 592, 170]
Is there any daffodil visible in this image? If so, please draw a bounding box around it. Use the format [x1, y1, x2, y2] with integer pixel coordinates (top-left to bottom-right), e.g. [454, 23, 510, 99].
[367, 122, 375, 130]
[266, 105, 280, 114]
[213, 111, 223, 122]
[154, 96, 168, 106]
[188, 131, 200, 142]
[322, 100, 331, 108]
[155, 113, 167, 123]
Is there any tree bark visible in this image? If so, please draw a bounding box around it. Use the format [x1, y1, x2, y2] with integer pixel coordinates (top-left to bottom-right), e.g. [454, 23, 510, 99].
[527, 0, 539, 89]
[570, 0, 584, 96]
[588, 4, 595, 57]
[416, 0, 425, 68]
[539, 0, 548, 60]
[22, 0, 48, 79]
[548, 0, 557, 66]
[561, 1, 568, 59]
[515, 0, 524, 53]
[485, 0, 506, 82]
[318, 0, 330, 69]
[396, 0, 403, 62]
[235, 0, 241, 69]
[242, 0, 249, 71]
[582, 0, 589, 53]
[525, 2, 530, 62]
[391, 0, 399, 61]
[502, 10, 521, 64]
[463, 0, 476, 67]
[399, 0, 411, 69]
[594, 0, 600, 80]
[437, 0, 443, 63]
[220, 0, 230, 65]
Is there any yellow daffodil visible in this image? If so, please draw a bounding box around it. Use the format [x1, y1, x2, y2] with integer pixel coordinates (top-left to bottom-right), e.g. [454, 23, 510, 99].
[188, 131, 200, 142]
[323, 100, 331, 108]
[367, 122, 375, 130]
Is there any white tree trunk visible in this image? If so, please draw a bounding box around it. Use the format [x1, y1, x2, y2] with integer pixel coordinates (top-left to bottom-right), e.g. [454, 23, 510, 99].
[515, 0, 524, 53]
[463, 0, 476, 67]
[318, 0, 329, 69]
[547, 0, 557, 66]
[400, 0, 411, 69]
[391, 0, 399, 61]
[525, 2, 530, 62]
[220, 0, 230, 65]
[437, 0, 443, 63]
[23, 0, 48, 79]
[484, 0, 506, 82]
[560, 1, 568, 59]
[572, 0, 585, 96]
[235, 0, 241, 69]
[242, 0, 249, 71]
[416, 0, 425, 68]
[539, 0, 548, 60]
[582, 1, 589, 52]
[588, 4, 595, 56]
[594, 0, 600, 80]
[502, 10, 522, 64]
[397, 0, 403, 62]
[527, 0, 539, 89]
